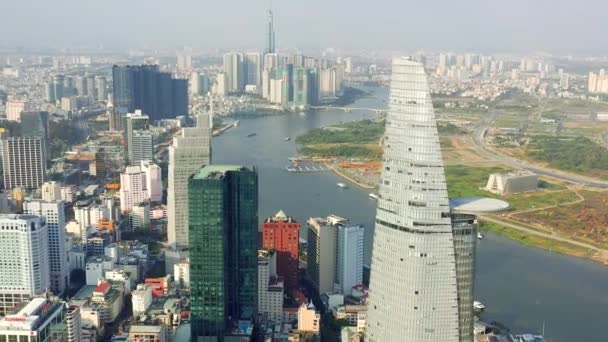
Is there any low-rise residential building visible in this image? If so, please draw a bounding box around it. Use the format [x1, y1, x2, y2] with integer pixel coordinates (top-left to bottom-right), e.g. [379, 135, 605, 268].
[91, 282, 124, 323]
[127, 325, 167, 342]
[297, 302, 320, 334]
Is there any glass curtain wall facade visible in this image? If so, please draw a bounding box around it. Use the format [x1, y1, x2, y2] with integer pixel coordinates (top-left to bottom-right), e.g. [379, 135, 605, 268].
[189, 165, 258, 341]
[366, 58, 474, 342]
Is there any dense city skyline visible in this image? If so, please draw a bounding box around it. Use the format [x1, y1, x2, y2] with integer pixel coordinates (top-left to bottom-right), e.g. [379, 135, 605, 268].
[2, 0, 608, 53]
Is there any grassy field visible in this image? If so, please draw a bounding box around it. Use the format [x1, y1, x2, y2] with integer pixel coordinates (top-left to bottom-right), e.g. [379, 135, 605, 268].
[514, 190, 608, 248]
[297, 118, 470, 159]
[445, 165, 508, 198]
[479, 221, 599, 260]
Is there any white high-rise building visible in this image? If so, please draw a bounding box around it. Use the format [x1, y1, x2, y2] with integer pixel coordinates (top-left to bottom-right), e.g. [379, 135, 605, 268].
[167, 113, 211, 249]
[5, 99, 28, 122]
[0, 215, 50, 315]
[23, 200, 69, 295]
[257, 250, 284, 323]
[223, 52, 244, 92]
[41, 181, 62, 201]
[1, 137, 46, 189]
[141, 161, 162, 202]
[120, 166, 147, 213]
[73, 201, 109, 239]
[366, 58, 475, 342]
[190, 72, 202, 96]
[306, 215, 346, 294]
[215, 72, 228, 97]
[336, 225, 364, 295]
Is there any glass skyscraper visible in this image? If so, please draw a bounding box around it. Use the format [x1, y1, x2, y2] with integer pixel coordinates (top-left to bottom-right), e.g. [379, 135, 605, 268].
[188, 165, 258, 340]
[366, 58, 475, 342]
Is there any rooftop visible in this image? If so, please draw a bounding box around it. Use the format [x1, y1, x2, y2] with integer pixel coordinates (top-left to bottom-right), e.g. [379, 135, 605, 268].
[449, 197, 510, 213]
[191, 165, 246, 180]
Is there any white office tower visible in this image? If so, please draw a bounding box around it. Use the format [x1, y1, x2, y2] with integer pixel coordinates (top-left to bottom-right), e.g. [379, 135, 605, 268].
[23, 200, 69, 295]
[366, 58, 473, 342]
[167, 112, 211, 249]
[336, 225, 364, 295]
[1, 137, 46, 189]
[41, 181, 62, 201]
[0, 215, 50, 315]
[215, 72, 228, 97]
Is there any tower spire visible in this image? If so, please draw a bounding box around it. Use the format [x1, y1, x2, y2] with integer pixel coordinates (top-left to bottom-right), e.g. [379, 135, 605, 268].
[267, 4, 275, 54]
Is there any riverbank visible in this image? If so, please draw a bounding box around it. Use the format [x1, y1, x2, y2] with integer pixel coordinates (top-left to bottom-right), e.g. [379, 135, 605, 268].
[479, 220, 605, 263]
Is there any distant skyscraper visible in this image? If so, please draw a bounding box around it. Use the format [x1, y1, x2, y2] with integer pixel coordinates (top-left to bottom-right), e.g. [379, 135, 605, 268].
[167, 113, 211, 249]
[123, 110, 152, 165]
[0, 215, 50, 315]
[267, 9, 276, 54]
[262, 210, 300, 291]
[112, 65, 188, 120]
[189, 165, 258, 340]
[366, 58, 475, 342]
[245, 52, 263, 92]
[21, 111, 49, 155]
[53, 75, 65, 101]
[336, 224, 364, 295]
[95, 76, 107, 101]
[223, 53, 245, 93]
[23, 200, 69, 295]
[1, 137, 46, 189]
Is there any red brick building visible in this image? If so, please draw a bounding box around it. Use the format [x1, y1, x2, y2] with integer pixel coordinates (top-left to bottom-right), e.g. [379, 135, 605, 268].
[262, 210, 300, 291]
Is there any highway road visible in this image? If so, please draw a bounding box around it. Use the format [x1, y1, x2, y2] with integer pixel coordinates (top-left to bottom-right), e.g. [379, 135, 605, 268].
[470, 111, 608, 189]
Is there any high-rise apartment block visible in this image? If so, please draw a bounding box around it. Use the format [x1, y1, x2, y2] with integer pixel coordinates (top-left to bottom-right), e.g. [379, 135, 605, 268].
[120, 166, 148, 213]
[223, 53, 245, 93]
[1, 137, 46, 189]
[5, 99, 28, 122]
[112, 64, 188, 120]
[588, 69, 608, 94]
[188, 165, 258, 340]
[23, 200, 69, 295]
[0, 215, 50, 315]
[262, 210, 300, 291]
[366, 58, 475, 342]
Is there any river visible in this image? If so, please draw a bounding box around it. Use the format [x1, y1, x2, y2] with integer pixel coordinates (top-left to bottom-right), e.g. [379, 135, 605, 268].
[210, 87, 608, 342]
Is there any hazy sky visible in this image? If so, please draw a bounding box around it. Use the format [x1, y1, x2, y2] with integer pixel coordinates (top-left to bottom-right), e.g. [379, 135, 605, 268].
[2, 0, 607, 52]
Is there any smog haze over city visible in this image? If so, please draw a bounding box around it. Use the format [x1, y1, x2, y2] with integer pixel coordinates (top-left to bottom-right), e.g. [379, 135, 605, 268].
[2, 0, 608, 52]
[1, 1, 608, 342]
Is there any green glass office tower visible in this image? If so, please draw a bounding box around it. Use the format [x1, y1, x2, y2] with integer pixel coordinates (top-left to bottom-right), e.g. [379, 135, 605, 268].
[189, 165, 258, 341]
